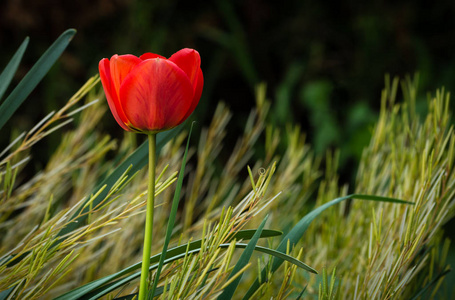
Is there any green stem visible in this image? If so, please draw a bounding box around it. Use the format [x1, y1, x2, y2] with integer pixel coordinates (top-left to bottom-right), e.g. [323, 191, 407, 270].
[139, 133, 156, 300]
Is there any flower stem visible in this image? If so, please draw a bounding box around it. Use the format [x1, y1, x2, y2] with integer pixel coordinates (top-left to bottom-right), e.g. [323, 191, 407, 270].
[139, 133, 156, 300]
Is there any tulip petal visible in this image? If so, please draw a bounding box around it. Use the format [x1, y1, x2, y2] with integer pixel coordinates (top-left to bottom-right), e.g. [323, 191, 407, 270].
[182, 67, 204, 120]
[140, 53, 166, 60]
[110, 54, 142, 98]
[119, 58, 194, 132]
[169, 49, 203, 120]
[169, 48, 201, 87]
[99, 58, 130, 131]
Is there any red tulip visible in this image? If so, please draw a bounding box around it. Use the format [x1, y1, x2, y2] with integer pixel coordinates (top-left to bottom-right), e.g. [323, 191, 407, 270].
[99, 48, 203, 133]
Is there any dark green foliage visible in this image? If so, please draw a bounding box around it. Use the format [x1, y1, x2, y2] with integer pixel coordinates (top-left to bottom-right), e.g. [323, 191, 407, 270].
[0, 1, 453, 179]
[0, 29, 75, 131]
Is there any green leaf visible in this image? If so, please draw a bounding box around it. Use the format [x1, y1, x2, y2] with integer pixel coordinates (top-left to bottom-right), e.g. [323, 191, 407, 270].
[0, 37, 29, 101]
[150, 123, 194, 297]
[0, 29, 77, 274]
[295, 285, 307, 299]
[226, 243, 317, 274]
[0, 29, 75, 131]
[218, 215, 269, 300]
[0, 286, 14, 300]
[409, 268, 450, 300]
[54, 229, 282, 300]
[73, 242, 314, 300]
[242, 194, 413, 299]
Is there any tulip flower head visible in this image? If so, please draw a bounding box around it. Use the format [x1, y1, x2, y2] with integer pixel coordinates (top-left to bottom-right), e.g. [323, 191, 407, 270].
[99, 48, 203, 133]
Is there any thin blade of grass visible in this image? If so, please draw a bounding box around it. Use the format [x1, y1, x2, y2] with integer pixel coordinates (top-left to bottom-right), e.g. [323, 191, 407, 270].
[0, 29, 76, 131]
[0, 30, 76, 276]
[149, 123, 194, 298]
[242, 194, 413, 299]
[409, 268, 450, 300]
[74, 242, 313, 300]
[296, 284, 307, 299]
[54, 229, 281, 300]
[218, 215, 269, 300]
[223, 243, 317, 274]
[0, 127, 182, 274]
[0, 37, 29, 101]
[56, 127, 180, 240]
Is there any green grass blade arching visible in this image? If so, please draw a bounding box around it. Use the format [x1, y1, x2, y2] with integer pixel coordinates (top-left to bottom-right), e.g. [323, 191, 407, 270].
[218, 215, 269, 300]
[242, 194, 414, 299]
[0, 29, 77, 271]
[409, 268, 450, 300]
[149, 123, 194, 297]
[74, 242, 315, 300]
[0, 29, 76, 131]
[0, 37, 29, 101]
[54, 229, 282, 300]
[226, 243, 317, 274]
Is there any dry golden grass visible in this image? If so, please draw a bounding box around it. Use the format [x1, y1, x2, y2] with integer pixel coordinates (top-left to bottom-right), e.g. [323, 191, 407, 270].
[0, 76, 453, 299]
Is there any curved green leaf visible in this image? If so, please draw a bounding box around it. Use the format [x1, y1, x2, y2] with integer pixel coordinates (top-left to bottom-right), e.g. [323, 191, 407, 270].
[0, 37, 29, 101]
[0, 30, 77, 277]
[79, 242, 314, 300]
[242, 194, 413, 299]
[218, 215, 269, 300]
[232, 229, 281, 240]
[229, 243, 317, 274]
[54, 229, 282, 300]
[0, 29, 76, 131]
[409, 268, 450, 300]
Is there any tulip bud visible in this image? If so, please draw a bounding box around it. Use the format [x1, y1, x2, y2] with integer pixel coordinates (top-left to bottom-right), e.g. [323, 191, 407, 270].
[99, 48, 203, 133]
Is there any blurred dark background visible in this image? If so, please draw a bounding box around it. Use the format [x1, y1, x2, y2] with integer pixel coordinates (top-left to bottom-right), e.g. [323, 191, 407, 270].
[1, 0, 454, 179]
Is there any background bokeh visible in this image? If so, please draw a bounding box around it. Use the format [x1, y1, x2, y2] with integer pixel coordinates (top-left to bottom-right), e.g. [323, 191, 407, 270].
[1, 0, 454, 184]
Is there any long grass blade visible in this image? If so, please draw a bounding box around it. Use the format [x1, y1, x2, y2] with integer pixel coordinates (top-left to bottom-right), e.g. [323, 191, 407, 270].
[218, 215, 269, 300]
[0, 37, 29, 101]
[225, 243, 316, 274]
[229, 229, 281, 239]
[295, 285, 307, 299]
[0, 127, 182, 276]
[54, 229, 282, 300]
[0, 29, 76, 130]
[409, 268, 450, 300]
[70, 242, 313, 300]
[242, 194, 413, 299]
[56, 127, 180, 240]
